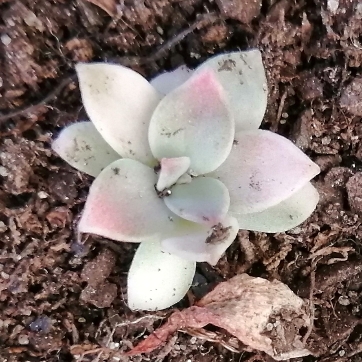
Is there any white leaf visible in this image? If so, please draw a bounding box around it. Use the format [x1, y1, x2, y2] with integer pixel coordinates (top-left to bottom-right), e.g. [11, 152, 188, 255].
[150, 65, 193, 95]
[156, 157, 191, 191]
[78, 159, 178, 242]
[161, 216, 239, 265]
[233, 182, 319, 232]
[52, 121, 120, 177]
[209, 130, 320, 214]
[196, 49, 268, 131]
[76, 63, 161, 166]
[128, 239, 196, 311]
[164, 177, 230, 225]
[148, 68, 235, 175]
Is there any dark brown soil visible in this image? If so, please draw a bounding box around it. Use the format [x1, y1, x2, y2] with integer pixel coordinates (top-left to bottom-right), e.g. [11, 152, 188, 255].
[1, 0, 362, 361]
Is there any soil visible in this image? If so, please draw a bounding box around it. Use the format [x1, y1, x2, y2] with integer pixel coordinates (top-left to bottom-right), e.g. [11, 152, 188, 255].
[0, 0, 362, 361]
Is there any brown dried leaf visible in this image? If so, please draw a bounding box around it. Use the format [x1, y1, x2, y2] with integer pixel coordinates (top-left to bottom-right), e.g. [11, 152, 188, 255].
[127, 274, 312, 360]
[84, 0, 117, 16]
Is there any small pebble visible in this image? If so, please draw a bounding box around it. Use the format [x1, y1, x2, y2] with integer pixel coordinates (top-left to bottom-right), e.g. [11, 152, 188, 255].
[338, 296, 350, 306]
[38, 191, 49, 199]
[357, 3, 362, 14]
[29, 315, 52, 333]
[0, 221, 7, 233]
[1, 272, 10, 280]
[0, 166, 8, 177]
[1, 34, 11, 45]
[18, 334, 29, 345]
[109, 342, 119, 349]
[327, 0, 339, 13]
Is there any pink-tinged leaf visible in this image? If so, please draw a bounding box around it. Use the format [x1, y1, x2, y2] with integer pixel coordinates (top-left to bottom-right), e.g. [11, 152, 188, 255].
[161, 216, 239, 265]
[156, 157, 190, 191]
[196, 49, 268, 131]
[209, 130, 320, 214]
[76, 63, 161, 166]
[52, 121, 120, 177]
[164, 177, 230, 225]
[148, 69, 234, 176]
[128, 239, 196, 311]
[78, 159, 178, 242]
[233, 182, 319, 232]
[127, 274, 311, 360]
[150, 65, 193, 95]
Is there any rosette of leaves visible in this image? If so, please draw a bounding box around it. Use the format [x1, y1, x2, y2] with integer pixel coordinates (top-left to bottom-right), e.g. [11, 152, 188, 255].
[53, 50, 320, 311]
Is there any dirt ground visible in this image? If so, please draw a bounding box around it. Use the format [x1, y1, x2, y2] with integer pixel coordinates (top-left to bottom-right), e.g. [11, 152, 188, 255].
[1, 0, 362, 361]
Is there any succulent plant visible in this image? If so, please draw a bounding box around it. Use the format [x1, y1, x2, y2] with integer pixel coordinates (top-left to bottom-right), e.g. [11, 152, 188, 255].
[52, 49, 320, 311]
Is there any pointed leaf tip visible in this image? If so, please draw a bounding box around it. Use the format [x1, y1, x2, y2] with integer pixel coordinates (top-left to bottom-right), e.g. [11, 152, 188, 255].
[196, 49, 268, 131]
[156, 157, 191, 191]
[78, 159, 177, 242]
[210, 130, 320, 214]
[233, 182, 319, 233]
[149, 68, 235, 175]
[52, 121, 120, 177]
[76, 62, 161, 166]
[150, 65, 193, 95]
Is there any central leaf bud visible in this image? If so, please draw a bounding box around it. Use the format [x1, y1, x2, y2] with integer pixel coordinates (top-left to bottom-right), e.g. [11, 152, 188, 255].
[156, 157, 191, 192]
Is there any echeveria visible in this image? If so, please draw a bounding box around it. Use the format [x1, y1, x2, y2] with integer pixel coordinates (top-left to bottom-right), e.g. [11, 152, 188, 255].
[52, 50, 320, 311]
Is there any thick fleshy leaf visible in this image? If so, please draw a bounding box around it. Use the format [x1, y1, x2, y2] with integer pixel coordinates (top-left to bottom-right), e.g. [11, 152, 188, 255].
[150, 65, 193, 95]
[233, 182, 319, 232]
[52, 121, 120, 177]
[156, 157, 191, 191]
[209, 130, 320, 214]
[78, 159, 178, 242]
[127, 239, 196, 311]
[148, 69, 234, 176]
[76, 63, 161, 166]
[196, 49, 268, 131]
[161, 216, 239, 265]
[164, 177, 230, 225]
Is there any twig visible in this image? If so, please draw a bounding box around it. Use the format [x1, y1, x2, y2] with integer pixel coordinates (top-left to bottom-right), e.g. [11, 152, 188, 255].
[0, 12, 219, 125]
[140, 12, 219, 65]
[75, 315, 165, 360]
[302, 258, 318, 346]
[0, 75, 76, 124]
[346, 341, 362, 357]
[273, 89, 288, 131]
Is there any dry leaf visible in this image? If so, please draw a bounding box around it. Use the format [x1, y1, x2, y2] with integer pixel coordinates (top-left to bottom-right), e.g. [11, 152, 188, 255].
[84, 0, 117, 16]
[127, 274, 312, 360]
